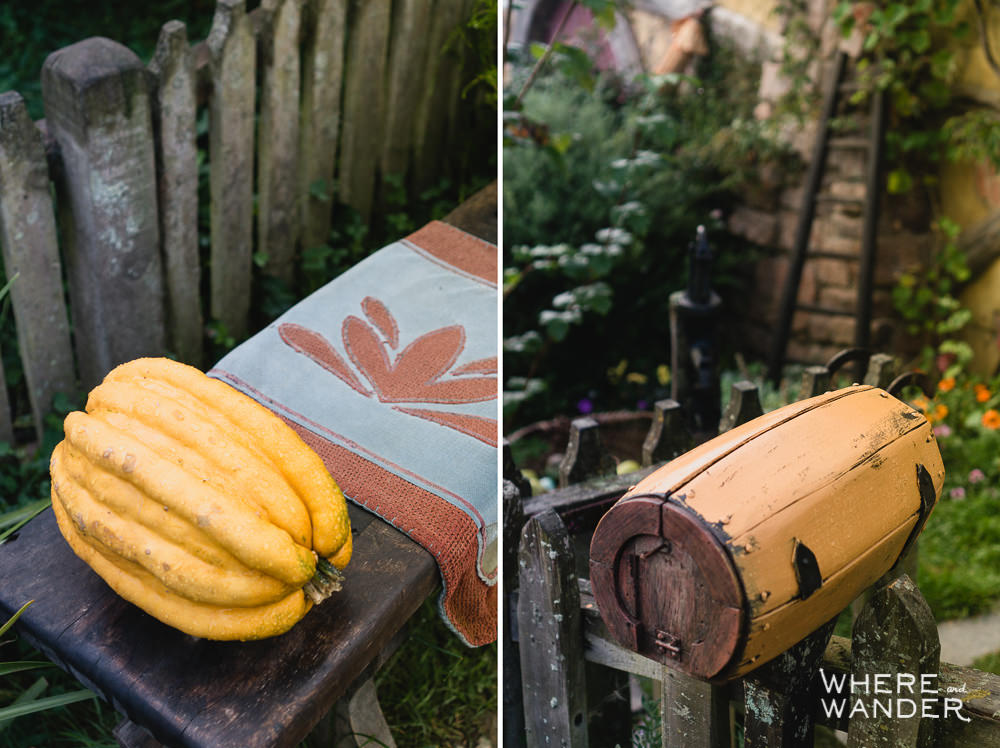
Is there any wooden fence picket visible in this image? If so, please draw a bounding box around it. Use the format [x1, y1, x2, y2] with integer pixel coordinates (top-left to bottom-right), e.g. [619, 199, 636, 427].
[41, 37, 166, 391]
[718, 380, 763, 433]
[848, 576, 940, 748]
[412, 0, 468, 195]
[641, 399, 689, 467]
[558, 417, 616, 488]
[800, 364, 831, 399]
[207, 0, 255, 340]
[338, 0, 391, 225]
[518, 509, 589, 748]
[149, 20, 203, 368]
[257, 0, 304, 285]
[0, 92, 75, 439]
[299, 0, 347, 252]
[381, 0, 433, 185]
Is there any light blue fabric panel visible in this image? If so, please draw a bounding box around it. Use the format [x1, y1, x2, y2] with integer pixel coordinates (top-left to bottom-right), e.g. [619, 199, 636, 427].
[211, 239, 498, 578]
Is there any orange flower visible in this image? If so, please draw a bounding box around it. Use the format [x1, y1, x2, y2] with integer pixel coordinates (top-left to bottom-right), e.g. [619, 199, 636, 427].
[983, 409, 1000, 429]
[933, 404, 948, 421]
[938, 377, 956, 392]
[975, 383, 991, 403]
[912, 396, 930, 412]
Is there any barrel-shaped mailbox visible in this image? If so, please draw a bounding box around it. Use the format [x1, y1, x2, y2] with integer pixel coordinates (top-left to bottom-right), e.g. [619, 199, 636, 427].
[589, 385, 944, 682]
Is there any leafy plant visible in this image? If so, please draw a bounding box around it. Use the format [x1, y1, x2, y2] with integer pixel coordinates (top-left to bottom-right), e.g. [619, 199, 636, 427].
[830, 0, 1000, 191]
[503, 33, 792, 427]
[892, 216, 971, 373]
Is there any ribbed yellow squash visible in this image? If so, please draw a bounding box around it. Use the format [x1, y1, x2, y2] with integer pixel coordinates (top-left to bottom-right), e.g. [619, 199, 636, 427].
[49, 357, 352, 640]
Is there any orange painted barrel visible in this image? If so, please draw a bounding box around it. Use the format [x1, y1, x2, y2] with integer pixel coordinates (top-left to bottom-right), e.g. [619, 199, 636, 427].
[589, 385, 944, 682]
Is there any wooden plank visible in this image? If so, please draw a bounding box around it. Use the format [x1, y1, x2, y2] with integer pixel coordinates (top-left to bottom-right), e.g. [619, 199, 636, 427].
[257, 0, 303, 285]
[0, 92, 75, 438]
[299, 0, 347, 251]
[517, 510, 588, 748]
[523, 466, 658, 519]
[338, 0, 390, 225]
[503, 478, 527, 748]
[662, 667, 729, 748]
[149, 21, 203, 368]
[0, 502, 438, 748]
[847, 576, 939, 748]
[442, 179, 497, 245]
[207, 0, 256, 341]
[743, 617, 836, 748]
[380, 0, 433, 183]
[412, 0, 468, 195]
[41, 37, 166, 390]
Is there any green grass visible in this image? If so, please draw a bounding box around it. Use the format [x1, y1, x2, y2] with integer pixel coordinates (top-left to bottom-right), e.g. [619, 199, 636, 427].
[972, 650, 1000, 675]
[918, 489, 1000, 621]
[375, 598, 497, 748]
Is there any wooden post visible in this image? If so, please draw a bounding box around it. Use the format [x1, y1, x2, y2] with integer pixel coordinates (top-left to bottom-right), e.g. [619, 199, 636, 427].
[800, 365, 831, 399]
[503, 438, 532, 499]
[743, 617, 837, 748]
[718, 380, 763, 433]
[207, 0, 255, 340]
[0, 92, 76, 438]
[863, 353, 897, 391]
[558, 417, 616, 488]
[517, 509, 588, 748]
[149, 21, 203, 367]
[380, 0, 433, 183]
[661, 668, 730, 748]
[41, 37, 166, 390]
[257, 0, 303, 285]
[504, 478, 527, 748]
[299, 0, 346, 252]
[847, 576, 939, 748]
[338, 0, 390, 225]
[642, 399, 689, 467]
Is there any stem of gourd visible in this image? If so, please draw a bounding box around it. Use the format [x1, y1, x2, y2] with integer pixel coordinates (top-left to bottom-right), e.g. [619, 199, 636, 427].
[303, 557, 344, 605]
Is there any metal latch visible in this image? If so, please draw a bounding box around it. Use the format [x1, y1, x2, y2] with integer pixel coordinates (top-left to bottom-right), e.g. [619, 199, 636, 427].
[655, 629, 681, 658]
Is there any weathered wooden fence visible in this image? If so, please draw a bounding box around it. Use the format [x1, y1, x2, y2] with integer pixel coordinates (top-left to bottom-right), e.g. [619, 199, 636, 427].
[0, 0, 484, 444]
[504, 351, 1000, 748]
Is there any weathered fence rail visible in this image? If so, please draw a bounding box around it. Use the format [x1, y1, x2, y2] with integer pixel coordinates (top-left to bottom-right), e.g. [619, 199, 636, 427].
[504, 351, 1000, 748]
[0, 0, 484, 443]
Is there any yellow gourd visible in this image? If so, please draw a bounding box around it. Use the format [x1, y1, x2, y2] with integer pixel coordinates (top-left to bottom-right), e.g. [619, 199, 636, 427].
[49, 357, 352, 640]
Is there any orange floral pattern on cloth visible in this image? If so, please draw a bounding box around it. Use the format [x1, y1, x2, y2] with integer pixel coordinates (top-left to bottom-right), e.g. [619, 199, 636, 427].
[278, 296, 498, 447]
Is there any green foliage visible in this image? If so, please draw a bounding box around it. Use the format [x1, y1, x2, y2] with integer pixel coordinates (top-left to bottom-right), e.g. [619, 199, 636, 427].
[891, 217, 971, 373]
[0, 0, 216, 119]
[772, 0, 824, 121]
[830, 0, 1000, 190]
[503, 37, 796, 427]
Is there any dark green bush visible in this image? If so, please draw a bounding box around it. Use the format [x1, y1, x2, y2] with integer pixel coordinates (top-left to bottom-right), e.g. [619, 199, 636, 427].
[503, 39, 799, 429]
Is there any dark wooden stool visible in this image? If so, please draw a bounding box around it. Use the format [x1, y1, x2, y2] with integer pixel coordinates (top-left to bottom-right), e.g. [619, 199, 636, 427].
[0, 183, 497, 748]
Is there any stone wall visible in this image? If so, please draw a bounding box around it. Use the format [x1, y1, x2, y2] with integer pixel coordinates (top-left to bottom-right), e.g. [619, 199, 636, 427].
[718, 2, 934, 368]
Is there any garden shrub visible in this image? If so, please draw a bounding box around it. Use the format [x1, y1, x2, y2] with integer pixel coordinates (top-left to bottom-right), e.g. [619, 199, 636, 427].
[503, 36, 800, 429]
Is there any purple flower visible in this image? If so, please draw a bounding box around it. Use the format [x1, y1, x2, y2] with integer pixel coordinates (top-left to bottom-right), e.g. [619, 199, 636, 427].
[969, 468, 986, 484]
[950, 486, 966, 500]
[933, 423, 952, 438]
[577, 398, 594, 414]
[636, 399, 649, 411]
